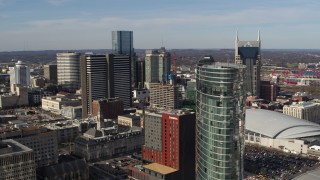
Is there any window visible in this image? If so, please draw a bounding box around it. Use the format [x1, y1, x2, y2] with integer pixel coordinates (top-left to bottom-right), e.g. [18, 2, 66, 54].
[217, 101, 222, 107]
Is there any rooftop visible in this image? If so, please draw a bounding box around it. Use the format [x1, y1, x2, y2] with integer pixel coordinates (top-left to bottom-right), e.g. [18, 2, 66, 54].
[285, 101, 318, 108]
[0, 139, 32, 156]
[246, 109, 320, 139]
[143, 163, 177, 175]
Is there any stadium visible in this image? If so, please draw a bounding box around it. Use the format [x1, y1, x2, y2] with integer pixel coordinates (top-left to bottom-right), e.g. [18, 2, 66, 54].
[245, 109, 320, 154]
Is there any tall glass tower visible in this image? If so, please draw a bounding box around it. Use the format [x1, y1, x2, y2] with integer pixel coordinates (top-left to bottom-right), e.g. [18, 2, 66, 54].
[112, 31, 133, 55]
[196, 61, 246, 180]
[112, 31, 135, 87]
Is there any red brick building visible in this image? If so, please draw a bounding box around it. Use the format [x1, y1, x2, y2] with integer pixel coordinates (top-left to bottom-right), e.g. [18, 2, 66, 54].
[142, 109, 196, 179]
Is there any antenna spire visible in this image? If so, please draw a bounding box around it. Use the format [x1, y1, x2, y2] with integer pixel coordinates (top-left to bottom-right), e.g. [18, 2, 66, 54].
[258, 30, 261, 41]
[236, 30, 239, 41]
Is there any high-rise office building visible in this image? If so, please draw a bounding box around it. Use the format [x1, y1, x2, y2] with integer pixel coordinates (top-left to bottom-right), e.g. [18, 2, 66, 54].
[80, 54, 109, 118]
[112, 31, 136, 87]
[142, 109, 196, 179]
[10, 60, 30, 93]
[235, 31, 261, 96]
[145, 47, 171, 83]
[44, 64, 57, 84]
[81, 54, 131, 118]
[0, 139, 36, 180]
[57, 52, 81, 92]
[196, 62, 246, 180]
[135, 59, 145, 88]
[107, 54, 132, 108]
[260, 80, 277, 102]
[112, 31, 133, 55]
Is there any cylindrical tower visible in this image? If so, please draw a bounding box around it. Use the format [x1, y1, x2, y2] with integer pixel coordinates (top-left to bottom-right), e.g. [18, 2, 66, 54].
[57, 52, 81, 92]
[196, 62, 246, 180]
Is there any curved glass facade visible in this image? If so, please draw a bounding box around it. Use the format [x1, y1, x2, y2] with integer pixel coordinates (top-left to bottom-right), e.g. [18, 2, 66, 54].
[196, 63, 246, 180]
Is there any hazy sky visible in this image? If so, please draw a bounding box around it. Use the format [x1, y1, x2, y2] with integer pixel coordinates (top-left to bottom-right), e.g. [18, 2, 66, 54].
[0, 0, 320, 51]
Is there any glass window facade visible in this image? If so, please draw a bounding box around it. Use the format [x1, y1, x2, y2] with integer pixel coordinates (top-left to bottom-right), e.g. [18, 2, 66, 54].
[196, 63, 246, 180]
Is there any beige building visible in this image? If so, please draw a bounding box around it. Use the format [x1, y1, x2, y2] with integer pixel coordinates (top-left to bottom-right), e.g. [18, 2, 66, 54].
[0, 126, 58, 168]
[0, 86, 29, 109]
[147, 83, 183, 109]
[118, 113, 141, 127]
[283, 102, 320, 124]
[0, 139, 36, 180]
[45, 122, 79, 144]
[57, 52, 81, 92]
[74, 127, 144, 161]
[41, 95, 81, 114]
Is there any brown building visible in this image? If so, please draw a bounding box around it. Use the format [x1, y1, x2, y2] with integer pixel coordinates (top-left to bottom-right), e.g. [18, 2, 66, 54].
[91, 98, 123, 129]
[260, 80, 277, 101]
[44, 64, 57, 84]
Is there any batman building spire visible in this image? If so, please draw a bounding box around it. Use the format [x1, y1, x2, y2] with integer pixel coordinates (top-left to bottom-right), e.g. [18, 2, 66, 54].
[235, 31, 261, 97]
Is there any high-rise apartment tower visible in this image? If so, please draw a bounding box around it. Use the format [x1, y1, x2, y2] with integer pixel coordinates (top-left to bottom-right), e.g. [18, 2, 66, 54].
[196, 62, 246, 180]
[10, 60, 30, 93]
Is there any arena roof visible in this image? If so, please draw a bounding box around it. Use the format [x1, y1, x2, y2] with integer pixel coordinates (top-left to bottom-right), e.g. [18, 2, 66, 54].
[245, 109, 320, 139]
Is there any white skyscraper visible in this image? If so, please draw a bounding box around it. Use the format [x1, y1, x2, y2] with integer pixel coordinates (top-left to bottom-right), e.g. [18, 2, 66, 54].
[57, 52, 81, 92]
[10, 60, 30, 93]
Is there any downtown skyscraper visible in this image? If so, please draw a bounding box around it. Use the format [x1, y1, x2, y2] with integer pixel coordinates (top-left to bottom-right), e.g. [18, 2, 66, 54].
[196, 61, 246, 180]
[80, 54, 109, 118]
[145, 47, 171, 83]
[112, 31, 133, 55]
[235, 31, 261, 96]
[57, 52, 81, 93]
[112, 31, 136, 87]
[81, 54, 132, 118]
[9, 60, 30, 93]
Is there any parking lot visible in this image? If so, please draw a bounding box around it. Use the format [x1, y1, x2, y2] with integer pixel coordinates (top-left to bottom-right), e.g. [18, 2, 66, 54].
[90, 154, 143, 179]
[244, 144, 320, 179]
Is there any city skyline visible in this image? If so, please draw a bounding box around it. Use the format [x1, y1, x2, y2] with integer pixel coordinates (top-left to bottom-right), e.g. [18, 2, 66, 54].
[0, 0, 320, 51]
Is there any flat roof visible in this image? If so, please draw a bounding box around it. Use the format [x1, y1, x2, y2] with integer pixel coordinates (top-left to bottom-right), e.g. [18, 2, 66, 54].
[143, 163, 177, 175]
[286, 102, 317, 108]
[0, 139, 32, 156]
